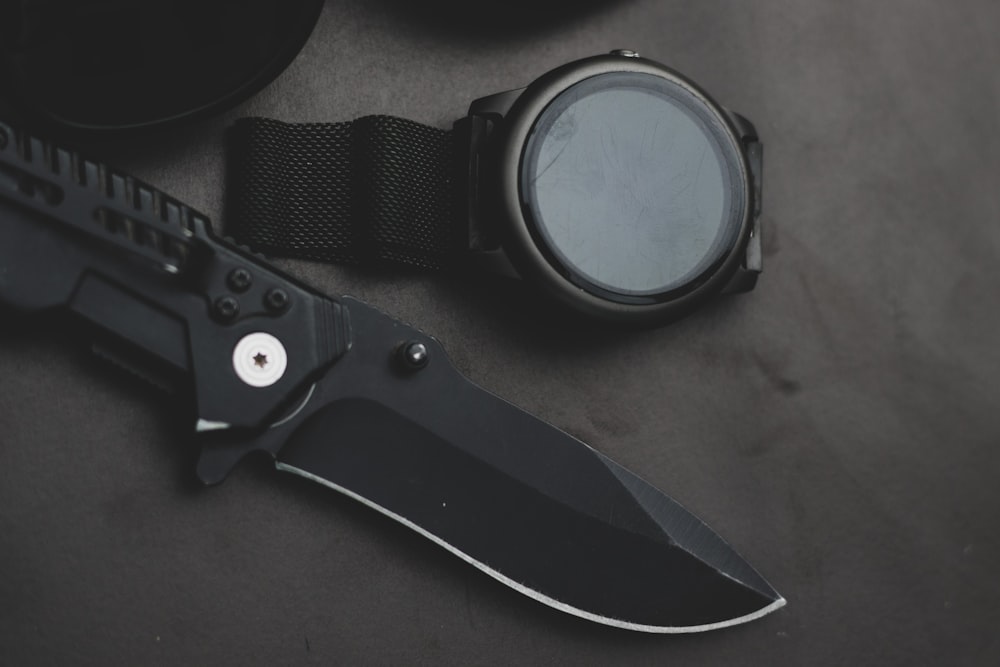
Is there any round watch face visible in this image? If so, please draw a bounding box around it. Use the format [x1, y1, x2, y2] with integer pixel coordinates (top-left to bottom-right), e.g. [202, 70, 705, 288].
[519, 71, 746, 301]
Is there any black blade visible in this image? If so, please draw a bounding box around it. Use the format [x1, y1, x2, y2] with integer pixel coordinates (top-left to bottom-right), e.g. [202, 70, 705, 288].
[273, 298, 784, 632]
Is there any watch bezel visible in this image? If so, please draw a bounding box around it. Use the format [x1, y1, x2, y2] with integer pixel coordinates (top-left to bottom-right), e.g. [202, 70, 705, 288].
[492, 54, 755, 325]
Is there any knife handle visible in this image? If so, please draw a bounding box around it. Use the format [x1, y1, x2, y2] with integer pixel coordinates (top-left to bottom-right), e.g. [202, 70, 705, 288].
[0, 119, 351, 435]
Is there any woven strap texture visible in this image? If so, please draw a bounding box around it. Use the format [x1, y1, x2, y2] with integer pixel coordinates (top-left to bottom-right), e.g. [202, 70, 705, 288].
[226, 115, 459, 269]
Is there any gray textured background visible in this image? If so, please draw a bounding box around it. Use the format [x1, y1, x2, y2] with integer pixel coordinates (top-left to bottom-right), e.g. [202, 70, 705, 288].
[2, 0, 999, 664]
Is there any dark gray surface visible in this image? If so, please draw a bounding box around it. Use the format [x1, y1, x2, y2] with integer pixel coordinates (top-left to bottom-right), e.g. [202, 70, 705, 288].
[2, 0, 999, 664]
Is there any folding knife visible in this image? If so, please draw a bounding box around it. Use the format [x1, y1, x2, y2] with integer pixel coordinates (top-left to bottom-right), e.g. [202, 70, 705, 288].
[0, 120, 784, 633]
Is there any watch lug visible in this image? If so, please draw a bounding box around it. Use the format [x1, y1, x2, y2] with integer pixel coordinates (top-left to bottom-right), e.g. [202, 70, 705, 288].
[465, 247, 521, 280]
[457, 87, 529, 284]
[722, 108, 759, 142]
[457, 84, 528, 256]
[453, 114, 500, 254]
[468, 87, 525, 119]
[721, 212, 762, 295]
[722, 124, 763, 296]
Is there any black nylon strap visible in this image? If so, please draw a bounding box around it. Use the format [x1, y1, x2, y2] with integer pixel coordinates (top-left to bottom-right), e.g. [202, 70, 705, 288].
[226, 115, 462, 270]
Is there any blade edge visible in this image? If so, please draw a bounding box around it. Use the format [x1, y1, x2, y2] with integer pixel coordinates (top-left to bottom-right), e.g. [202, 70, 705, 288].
[601, 454, 781, 601]
[276, 461, 786, 634]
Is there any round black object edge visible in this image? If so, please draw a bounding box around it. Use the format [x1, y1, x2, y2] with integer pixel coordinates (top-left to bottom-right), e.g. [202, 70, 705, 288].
[494, 54, 755, 326]
[0, 0, 325, 134]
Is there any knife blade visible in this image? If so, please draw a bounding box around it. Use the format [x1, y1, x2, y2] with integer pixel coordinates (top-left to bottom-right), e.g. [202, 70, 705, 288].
[0, 120, 784, 632]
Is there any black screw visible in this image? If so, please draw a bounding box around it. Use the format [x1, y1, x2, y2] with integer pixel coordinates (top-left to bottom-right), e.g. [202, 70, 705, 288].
[264, 288, 290, 312]
[227, 268, 253, 292]
[214, 295, 240, 321]
[396, 341, 430, 372]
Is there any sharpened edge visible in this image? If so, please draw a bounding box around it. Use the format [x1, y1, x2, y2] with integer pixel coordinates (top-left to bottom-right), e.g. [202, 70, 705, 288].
[275, 462, 786, 633]
[601, 454, 782, 602]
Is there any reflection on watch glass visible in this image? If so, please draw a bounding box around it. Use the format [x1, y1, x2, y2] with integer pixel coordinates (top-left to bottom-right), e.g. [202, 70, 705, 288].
[521, 72, 744, 297]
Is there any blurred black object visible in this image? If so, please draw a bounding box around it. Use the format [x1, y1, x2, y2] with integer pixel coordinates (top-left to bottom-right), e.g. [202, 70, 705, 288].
[0, 0, 324, 134]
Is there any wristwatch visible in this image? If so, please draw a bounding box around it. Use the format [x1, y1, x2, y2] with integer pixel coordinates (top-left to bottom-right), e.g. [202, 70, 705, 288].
[227, 51, 763, 326]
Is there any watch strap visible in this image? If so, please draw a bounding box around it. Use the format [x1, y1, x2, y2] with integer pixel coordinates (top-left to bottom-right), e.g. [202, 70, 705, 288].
[226, 115, 463, 270]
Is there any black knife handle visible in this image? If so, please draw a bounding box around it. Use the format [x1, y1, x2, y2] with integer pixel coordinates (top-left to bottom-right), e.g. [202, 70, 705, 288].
[0, 124, 197, 273]
[0, 119, 351, 435]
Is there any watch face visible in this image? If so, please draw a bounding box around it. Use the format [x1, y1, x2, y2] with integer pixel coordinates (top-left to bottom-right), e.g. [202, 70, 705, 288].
[520, 72, 746, 301]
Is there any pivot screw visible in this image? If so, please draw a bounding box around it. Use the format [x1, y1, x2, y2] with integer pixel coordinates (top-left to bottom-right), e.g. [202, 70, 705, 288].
[264, 288, 290, 312]
[214, 295, 240, 321]
[233, 332, 288, 387]
[397, 341, 430, 372]
[227, 268, 253, 292]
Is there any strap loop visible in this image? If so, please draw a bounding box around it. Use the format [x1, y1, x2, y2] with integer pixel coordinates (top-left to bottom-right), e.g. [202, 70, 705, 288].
[226, 115, 461, 270]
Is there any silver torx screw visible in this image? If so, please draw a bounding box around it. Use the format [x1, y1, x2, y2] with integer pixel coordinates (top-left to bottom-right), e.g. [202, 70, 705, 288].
[232, 332, 288, 387]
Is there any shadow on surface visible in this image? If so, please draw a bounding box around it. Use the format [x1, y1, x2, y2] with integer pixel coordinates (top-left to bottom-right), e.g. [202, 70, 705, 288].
[354, 0, 627, 40]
